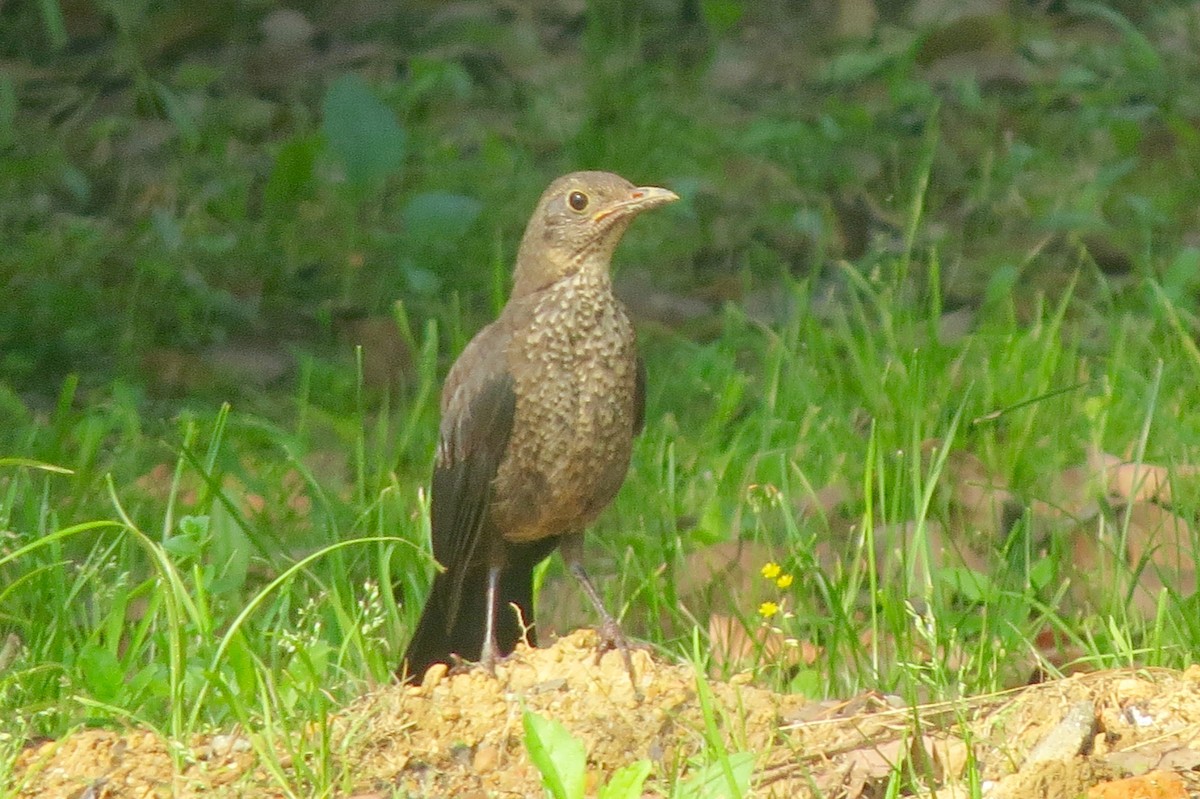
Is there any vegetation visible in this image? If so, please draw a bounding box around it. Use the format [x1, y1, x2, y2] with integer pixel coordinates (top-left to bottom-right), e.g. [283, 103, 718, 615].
[3, 0, 1200, 794]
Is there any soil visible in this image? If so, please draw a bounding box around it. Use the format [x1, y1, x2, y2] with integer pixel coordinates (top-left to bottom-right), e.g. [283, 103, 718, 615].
[11, 630, 1200, 798]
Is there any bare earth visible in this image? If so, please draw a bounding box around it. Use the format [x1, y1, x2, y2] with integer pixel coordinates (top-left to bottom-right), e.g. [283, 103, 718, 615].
[12, 630, 1200, 798]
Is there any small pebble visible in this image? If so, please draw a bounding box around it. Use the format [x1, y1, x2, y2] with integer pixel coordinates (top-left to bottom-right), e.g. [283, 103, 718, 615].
[472, 744, 499, 773]
[421, 662, 448, 690]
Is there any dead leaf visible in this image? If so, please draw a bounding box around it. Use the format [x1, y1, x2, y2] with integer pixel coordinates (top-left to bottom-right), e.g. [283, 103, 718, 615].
[1103, 749, 1159, 775]
[1101, 454, 1174, 505]
[1121, 502, 1197, 616]
[1087, 770, 1188, 799]
[844, 756, 869, 799]
[873, 518, 992, 593]
[942, 446, 1017, 543]
[915, 13, 1013, 66]
[1032, 471, 1097, 524]
[843, 735, 944, 794]
[844, 738, 902, 780]
[1033, 448, 1199, 529]
[141, 347, 213, 396]
[333, 314, 413, 391]
[203, 340, 291, 388]
[708, 613, 820, 674]
[1154, 747, 1200, 772]
[1063, 501, 1197, 619]
[674, 540, 783, 627]
[795, 480, 851, 523]
[1106, 746, 1200, 776]
[938, 307, 977, 345]
[931, 736, 971, 781]
[1081, 234, 1134, 275]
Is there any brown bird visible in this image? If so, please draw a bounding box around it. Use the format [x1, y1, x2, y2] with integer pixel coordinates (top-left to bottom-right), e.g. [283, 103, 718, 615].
[399, 171, 678, 682]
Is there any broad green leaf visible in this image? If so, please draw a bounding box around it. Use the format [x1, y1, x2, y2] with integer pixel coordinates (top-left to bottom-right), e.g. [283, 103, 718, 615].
[700, 0, 743, 35]
[523, 710, 586, 799]
[78, 644, 125, 702]
[154, 82, 200, 150]
[599, 760, 652, 799]
[401, 191, 483, 245]
[36, 0, 68, 49]
[208, 502, 250, 596]
[322, 73, 406, 188]
[266, 134, 322, 212]
[1069, 1, 1164, 82]
[941, 566, 997, 604]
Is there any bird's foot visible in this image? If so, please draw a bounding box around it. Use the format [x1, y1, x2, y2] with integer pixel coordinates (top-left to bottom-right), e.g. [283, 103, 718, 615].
[593, 618, 642, 700]
[437, 648, 501, 681]
[477, 637, 502, 677]
[566, 559, 643, 700]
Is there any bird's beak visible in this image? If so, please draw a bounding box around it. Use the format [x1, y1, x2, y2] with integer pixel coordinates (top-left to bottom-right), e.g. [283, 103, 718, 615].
[593, 185, 679, 223]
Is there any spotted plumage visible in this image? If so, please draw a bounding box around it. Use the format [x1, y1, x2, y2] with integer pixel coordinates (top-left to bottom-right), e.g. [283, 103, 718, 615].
[400, 172, 677, 682]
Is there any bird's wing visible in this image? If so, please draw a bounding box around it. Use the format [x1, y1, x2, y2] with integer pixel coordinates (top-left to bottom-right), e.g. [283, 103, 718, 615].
[428, 323, 517, 633]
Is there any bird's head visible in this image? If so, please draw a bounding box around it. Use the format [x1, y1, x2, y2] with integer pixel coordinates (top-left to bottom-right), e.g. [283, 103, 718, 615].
[513, 171, 678, 297]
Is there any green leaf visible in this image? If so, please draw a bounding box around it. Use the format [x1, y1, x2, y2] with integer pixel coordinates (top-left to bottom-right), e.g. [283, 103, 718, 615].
[165, 515, 208, 561]
[1029, 557, 1055, 593]
[162, 533, 202, 561]
[178, 515, 210, 538]
[322, 73, 406, 188]
[523, 710, 586, 799]
[700, 0, 743, 36]
[36, 0, 67, 49]
[224, 631, 259, 699]
[208, 502, 250, 595]
[78, 644, 125, 702]
[154, 82, 200, 150]
[820, 40, 910, 86]
[1162, 246, 1200, 303]
[599, 760, 652, 799]
[401, 191, 483, 245]
[126, 662, 168, 703]
[1068, 1, 1164, 83]
[941, 566, 997, 604]
[266, 134, 322, 212]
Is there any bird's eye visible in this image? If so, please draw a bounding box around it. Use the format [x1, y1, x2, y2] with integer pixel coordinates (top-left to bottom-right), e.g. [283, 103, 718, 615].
[567, 191, 589, 212]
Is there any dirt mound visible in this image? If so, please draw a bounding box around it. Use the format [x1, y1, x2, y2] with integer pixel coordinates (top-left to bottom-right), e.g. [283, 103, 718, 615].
[12, 630, 1200, 797]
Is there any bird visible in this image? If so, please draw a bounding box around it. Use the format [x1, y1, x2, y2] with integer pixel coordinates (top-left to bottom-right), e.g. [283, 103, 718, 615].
[399, 171, 678, 684]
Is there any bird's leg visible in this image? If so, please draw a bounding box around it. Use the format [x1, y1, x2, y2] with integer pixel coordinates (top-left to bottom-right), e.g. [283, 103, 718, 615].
[477, 564, 502, 674]
[561, 532, 638, 691]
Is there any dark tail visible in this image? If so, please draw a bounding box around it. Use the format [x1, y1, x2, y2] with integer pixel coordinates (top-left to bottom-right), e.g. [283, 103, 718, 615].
[398, 538, 557, 682]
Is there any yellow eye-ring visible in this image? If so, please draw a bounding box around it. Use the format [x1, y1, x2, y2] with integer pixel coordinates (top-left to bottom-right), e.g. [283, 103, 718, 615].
[567, 190, 589, 212]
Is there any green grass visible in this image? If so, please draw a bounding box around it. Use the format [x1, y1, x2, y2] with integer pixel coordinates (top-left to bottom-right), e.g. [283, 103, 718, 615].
[5, 0, 1200, 795]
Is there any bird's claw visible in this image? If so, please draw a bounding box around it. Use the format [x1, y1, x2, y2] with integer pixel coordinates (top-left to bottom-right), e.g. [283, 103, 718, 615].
[594, 619, 642, 700]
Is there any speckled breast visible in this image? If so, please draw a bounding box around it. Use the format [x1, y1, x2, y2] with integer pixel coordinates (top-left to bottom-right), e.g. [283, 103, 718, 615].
[491, 274, 638, 543]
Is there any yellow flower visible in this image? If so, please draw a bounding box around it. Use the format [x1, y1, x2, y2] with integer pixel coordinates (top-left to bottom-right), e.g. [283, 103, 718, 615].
[758, 601, 779, 619]
[775, 574, 793, 589]
[760, 562, 781, 580]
